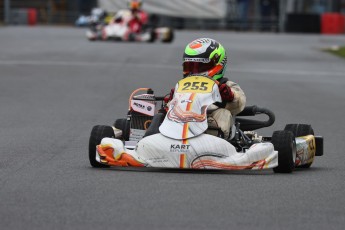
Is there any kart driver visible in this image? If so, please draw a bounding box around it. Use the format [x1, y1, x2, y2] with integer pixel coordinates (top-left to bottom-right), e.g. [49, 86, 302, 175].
[167, 38, 246, 139]
[127, 0, 148, 34]
[104, 0, 148, 41]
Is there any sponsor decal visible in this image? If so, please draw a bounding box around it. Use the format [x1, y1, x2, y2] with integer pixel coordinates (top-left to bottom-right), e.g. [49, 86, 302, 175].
[190, 42, 202, 49]
[296, 136, 315, 166]
[133, 101, 145, 109]
[129, 129, 146, 141]
[181, 99, 193, 103]
[295, 149, 304, 166]
[184, 58, 210, 63]
[131, 99, 155, 116]
[170, 144, 191, 153]
[147, 157, 169, 163]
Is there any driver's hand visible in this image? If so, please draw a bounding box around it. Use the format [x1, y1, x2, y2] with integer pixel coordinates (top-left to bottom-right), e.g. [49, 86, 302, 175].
[219, 83, 234, 102]
[164, 88, 175, 104]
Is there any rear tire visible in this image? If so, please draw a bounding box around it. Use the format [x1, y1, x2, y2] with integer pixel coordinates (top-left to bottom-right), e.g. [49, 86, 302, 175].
[272, 130, 296, 173]
[284, 124, 314, 168]
[114, 118, 130, 140]
[162, 28, 174, 43]
[88, 125, 114, 168]
[284, 124, 314, 137]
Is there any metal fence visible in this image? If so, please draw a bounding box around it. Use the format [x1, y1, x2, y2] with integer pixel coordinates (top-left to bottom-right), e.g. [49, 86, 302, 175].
[0, 0, 279, 31]
[1, 0, 96, 25]
[1, 0, 344, 32]
[153, 0, 280, 32]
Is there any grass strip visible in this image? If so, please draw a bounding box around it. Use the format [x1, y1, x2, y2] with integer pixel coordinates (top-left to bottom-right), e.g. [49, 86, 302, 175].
[325, 46, 345, 59]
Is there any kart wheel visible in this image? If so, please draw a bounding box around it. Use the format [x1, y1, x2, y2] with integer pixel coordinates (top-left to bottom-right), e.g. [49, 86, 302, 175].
[284, 124, 314, 168]
[148, 29, 156, 43]
[162, 28, 174, 43]
[88, 125, 114, 168]
[272, 130, 296, 173]
[284, 124, 314, 137]
[114, 118, 130, 141]
[86, 30, 98, 41]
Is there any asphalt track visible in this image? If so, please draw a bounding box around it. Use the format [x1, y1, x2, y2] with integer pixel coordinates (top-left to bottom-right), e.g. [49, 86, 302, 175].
[1, 27, 345, 230]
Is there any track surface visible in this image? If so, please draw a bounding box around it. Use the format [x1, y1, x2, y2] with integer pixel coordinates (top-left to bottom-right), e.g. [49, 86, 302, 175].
[1, 27, 345, 230]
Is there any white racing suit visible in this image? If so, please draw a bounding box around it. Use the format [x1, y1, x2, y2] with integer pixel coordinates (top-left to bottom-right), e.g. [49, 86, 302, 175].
[207, 79, 246, 139]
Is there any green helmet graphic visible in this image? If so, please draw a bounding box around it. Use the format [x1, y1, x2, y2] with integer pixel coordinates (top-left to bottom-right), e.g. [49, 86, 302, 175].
[183, 38, 227, 80]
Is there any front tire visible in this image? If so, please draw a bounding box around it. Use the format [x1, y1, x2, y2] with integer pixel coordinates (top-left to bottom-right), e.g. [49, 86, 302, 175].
[272, 130, 296, 173]
[88, 125, 114, 168]
[284, 124, 314, 168]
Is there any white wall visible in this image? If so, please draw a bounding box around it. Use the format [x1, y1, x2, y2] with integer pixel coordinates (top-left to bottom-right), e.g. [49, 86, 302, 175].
[98, 0, 227, 18]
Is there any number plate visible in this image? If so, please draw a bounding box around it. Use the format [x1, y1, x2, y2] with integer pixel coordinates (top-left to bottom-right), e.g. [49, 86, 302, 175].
[176, 76, 215, 94]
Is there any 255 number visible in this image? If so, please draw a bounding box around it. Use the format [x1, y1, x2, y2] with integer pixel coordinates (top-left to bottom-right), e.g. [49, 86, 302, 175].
[181, 82, 208, 91]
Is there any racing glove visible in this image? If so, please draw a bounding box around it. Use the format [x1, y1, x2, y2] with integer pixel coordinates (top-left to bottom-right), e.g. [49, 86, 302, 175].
[164, 88, 175, 104]
[219, 83, 234, 102]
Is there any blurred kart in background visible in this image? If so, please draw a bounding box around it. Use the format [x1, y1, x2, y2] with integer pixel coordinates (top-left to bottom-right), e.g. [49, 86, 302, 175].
[86, 9, 174, 43]
[75, 8, 111, 27]
[89, 76, 323, 173]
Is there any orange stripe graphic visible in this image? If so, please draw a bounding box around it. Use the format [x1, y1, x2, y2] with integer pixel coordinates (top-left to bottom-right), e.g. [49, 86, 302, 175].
[97, 145, 146, 167]
[180, 154, 186, 168]
[191, 159, 266, 170]
[182, 123, 189, 140]
[186, 93, 195, 111]
[182, 93, 196, 139]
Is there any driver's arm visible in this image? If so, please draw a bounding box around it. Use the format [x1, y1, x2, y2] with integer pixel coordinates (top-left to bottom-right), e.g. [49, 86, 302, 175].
[224, 81, 246, 116]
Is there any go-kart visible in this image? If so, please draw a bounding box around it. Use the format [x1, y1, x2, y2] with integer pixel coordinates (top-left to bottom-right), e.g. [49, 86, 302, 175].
[86, 9, 174, 43]
[89, 76, 323, 173]
[75, 8, 109, 27]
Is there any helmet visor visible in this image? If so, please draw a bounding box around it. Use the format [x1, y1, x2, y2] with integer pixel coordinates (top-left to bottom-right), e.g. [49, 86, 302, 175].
[183, 60, 216, 75]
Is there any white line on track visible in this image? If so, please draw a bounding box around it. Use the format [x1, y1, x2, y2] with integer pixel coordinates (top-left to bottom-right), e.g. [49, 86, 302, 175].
[0, 59, 344, 77]
[230, 67, 345, 77]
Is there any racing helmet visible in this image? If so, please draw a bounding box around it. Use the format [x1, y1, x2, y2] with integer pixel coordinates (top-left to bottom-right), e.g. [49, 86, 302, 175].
[128, 0, 143, 11]
[183, 38, 227, 80]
